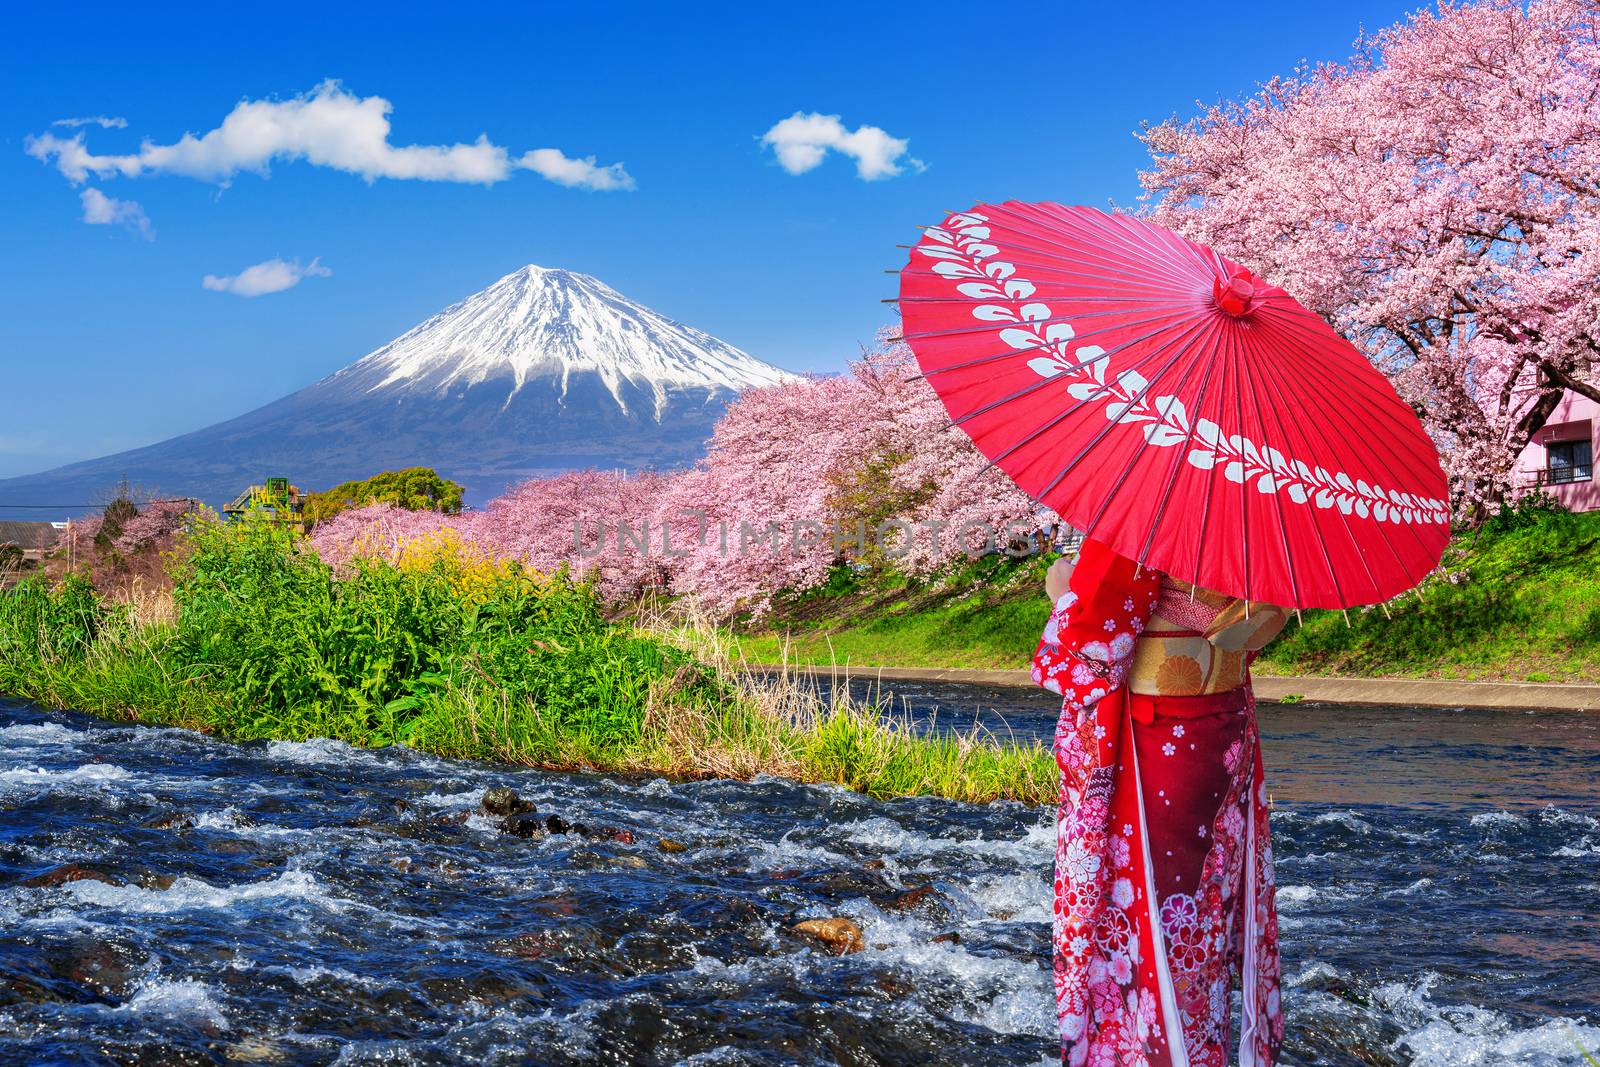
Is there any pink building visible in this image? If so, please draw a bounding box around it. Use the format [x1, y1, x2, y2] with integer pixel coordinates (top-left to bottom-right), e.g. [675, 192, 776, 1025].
[1513, 391, 1598, 512]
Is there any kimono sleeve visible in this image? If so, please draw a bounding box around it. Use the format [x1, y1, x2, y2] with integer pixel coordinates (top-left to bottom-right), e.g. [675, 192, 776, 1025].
[1030, 538, 1161, 708]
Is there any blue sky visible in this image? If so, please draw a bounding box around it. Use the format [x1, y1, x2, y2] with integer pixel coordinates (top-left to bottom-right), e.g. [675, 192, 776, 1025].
[0, 0, 1419, 480]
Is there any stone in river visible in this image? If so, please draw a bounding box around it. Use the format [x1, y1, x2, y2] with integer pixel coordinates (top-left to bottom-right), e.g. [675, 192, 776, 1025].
[488, 932, 565, 960]
[657, 838, 689, 853]
[793, 917, 866, 956]
[875, 974, 916, 997]
[605, 854, 648, 869]
[544, 814, 592, 837]
[0, 972, 57, 1006]
[419, 971, 537, 1007]
[482, 787, 536, 816]
[533, 894, 579, 917]
[884, 885, 950, 918]
[140, 811, 194, 831]
[499, 812, 547, 840]
[225, 1036, 289, 1063]
[20, 864, 122, 888]
[44, 936, 139, 998]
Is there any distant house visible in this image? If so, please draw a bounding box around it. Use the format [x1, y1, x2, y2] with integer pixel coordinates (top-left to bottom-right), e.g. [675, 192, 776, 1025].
[0, 520, 66, 563]
[1513, 391, 1597, 512]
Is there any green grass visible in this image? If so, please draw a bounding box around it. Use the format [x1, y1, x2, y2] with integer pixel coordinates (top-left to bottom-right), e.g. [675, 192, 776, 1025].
[1257, 506, 1600, 682]
[730, 505, 1600, 685]
[0, 518, 1056, 805]
[731, 552, 1051, 670]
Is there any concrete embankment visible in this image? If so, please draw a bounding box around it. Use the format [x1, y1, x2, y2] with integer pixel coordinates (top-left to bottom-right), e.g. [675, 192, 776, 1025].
[754, 664, 1600, 711]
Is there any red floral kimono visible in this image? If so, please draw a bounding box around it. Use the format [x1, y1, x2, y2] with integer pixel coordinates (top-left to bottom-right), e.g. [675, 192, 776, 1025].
[1032, 540, 1283, 1067]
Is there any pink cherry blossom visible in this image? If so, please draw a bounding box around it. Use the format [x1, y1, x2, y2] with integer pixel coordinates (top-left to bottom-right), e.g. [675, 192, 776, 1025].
[1141, 0, 1600, 509]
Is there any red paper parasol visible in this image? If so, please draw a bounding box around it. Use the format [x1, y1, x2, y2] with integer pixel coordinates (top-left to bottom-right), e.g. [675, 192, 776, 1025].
[898, 202, 1450, 609]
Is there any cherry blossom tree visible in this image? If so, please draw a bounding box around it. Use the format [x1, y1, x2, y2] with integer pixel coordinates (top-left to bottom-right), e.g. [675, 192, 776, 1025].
[657, 372, 871, 617]
[1140, 0, 1600, 509]
[307, 503, 460, 571]
[307, 334, 1054, 618]
[659, 332, 1051, 617]
[860, 331, 1055, 574]
[467, 469, 672, 599]
[112, 498, 205, 553]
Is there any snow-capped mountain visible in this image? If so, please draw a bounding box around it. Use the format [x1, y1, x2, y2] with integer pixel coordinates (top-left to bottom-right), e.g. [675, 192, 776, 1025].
[341, 265, 791, 417]
[0, 266, 796, 515]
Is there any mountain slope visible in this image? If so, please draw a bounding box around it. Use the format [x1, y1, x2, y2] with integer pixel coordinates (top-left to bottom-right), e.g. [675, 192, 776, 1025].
[0, 266, 795, 516]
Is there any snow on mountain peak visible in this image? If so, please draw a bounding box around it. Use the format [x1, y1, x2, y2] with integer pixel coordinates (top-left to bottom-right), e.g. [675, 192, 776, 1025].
[342, 264, 795, 416]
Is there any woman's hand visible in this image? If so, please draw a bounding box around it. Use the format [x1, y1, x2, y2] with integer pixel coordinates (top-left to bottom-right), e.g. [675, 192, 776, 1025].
[1045, 555, 1076, 603]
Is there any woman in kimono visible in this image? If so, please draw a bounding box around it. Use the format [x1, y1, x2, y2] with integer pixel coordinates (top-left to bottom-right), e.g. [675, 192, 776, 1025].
[1033, 538, 1288, 1067]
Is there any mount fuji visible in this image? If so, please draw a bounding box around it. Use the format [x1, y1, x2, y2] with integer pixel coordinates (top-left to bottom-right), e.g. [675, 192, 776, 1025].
[0, 266, 796, 514]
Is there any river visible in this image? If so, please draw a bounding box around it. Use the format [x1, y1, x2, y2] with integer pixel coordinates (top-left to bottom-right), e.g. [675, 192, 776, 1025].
[1, 686, 1597, 1066]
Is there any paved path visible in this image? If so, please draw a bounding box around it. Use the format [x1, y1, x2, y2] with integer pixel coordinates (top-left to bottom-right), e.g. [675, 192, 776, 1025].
[752, 664, 1600, 711]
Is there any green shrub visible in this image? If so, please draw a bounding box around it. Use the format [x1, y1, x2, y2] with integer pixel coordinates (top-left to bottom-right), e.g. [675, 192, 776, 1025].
[0, 574, 118, 667]
[163, 515, 720, 750]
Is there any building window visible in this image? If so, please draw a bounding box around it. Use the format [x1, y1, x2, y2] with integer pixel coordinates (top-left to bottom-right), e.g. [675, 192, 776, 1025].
[1548, 438, 1593, 484]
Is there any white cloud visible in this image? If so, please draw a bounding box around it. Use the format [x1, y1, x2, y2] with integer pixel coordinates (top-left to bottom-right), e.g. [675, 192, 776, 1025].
[515, 148, 634, 191]
[79, 187, 152, 238]
[760, 112, 923, 181]
[54, 115, 127, 129]
[202, 257, 331, 298]
[25, 80, 633, 191]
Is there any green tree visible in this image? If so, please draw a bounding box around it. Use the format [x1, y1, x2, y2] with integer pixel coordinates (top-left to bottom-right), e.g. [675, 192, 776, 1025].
[303, 467, 465, 528]
[95, 488, 139, 552]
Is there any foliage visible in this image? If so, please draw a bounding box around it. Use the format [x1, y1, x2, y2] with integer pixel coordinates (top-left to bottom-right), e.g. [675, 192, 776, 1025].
[167, 516, 709, 749]
[1258, 508, 1600, 680]
[731, 552, 1054, 671]
[0, 574, 117, 665]
[0, 518, 1057, 803]
[1140, 0, 1600, 509]
[95, 493, 138, 552]
[1480, 491, 1573, 537]
[303, 467, 464, 528]
[728, 513, 1600, 684]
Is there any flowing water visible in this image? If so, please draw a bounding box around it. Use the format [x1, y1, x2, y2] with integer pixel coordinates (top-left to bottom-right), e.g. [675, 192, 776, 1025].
[1, 686, 1597, 1067]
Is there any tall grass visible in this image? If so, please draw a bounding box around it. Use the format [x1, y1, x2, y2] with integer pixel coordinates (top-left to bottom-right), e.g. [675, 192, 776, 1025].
[0, 519, 1056, 805]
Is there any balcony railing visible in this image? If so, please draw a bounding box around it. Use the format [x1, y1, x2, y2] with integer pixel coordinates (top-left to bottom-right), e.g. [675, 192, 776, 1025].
[1525, 466, 1594, 487]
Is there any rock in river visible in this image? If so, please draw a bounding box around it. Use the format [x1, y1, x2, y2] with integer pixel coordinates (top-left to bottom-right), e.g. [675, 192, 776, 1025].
[792, 917, 865, 956]
[482, 787, 536, 817]
[20, 864, 121, 888]
[499, 812, 547, 840]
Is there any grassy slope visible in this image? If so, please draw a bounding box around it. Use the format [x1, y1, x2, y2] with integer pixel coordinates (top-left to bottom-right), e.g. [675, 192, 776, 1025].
[731, 552, 1053, 671]
[732, 511, 1600, 684]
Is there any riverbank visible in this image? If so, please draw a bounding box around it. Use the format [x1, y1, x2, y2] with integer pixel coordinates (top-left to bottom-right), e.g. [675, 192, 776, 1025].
[730, 506, 1600, 685]
[752, 663, 1600, 711]
[0, 520, 1056, 806]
